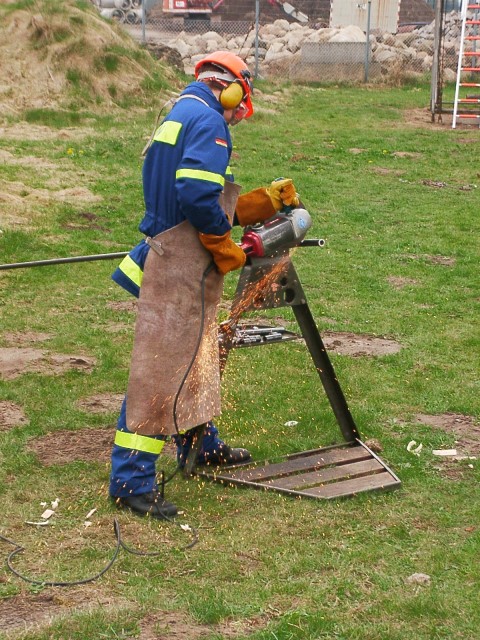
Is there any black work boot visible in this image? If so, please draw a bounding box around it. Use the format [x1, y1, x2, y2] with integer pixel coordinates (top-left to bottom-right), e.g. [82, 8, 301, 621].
[115, 491, 178, 519]
[201, 443, 252, 466]
[174, 422, 252, 467]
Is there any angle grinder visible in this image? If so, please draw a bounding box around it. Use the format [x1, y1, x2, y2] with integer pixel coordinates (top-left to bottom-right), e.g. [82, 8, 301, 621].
[239, 207, 313, 258]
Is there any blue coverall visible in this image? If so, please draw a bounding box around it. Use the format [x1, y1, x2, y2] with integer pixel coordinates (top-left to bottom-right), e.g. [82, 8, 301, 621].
[110, 81, 235, 498]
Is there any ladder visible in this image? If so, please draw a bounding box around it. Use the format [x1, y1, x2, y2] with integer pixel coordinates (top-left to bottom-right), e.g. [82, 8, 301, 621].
[453, 0, 480, 128]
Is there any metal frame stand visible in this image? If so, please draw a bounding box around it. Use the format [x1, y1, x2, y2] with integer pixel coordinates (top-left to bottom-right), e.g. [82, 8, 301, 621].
[186, 250, 401, 499]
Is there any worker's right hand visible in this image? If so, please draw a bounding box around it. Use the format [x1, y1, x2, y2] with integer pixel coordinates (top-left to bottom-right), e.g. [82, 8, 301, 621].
[199, 231, 246, 275]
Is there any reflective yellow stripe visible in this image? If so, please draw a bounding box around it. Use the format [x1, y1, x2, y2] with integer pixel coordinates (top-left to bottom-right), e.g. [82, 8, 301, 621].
[176, 168, 225, 187]
[114, 430, 166, 455]
[118, 255, 143, 288]
[153, 120, 182, 145]
[225, 165, 233, 176]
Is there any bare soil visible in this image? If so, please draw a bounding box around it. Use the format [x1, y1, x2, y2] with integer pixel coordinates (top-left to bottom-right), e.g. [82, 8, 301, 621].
[322, 331, 402, 357]
[401, 253, 456, 267]
[414, 412, 480, 457]
[107, 300, 138, 313]
[0, 401, 29, 431]
[386, 276, 419, 289]
[0, 591, 272, 639]
[27, 425, 177, 466]
[127, 608, 276, 640]
[3, 331, 53, 345]
[76, 393, 125, 414]
[0, 588, 130, 637]
[28, 426, 114, 465]
[0, 347, 96, 380]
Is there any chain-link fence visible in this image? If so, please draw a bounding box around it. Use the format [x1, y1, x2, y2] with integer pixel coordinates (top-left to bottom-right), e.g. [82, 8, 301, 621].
[91, 1, 464, 86]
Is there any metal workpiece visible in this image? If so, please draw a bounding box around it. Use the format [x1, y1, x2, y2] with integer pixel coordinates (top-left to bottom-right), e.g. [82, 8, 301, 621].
[0, 252, 129, 270]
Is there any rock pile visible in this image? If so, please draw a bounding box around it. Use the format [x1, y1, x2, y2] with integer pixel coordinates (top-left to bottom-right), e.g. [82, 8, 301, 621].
[153, 12, 464, 81]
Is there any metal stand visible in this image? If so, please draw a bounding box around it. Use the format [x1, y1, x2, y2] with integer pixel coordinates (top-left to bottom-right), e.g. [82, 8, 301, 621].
[191, 250, 401, 499]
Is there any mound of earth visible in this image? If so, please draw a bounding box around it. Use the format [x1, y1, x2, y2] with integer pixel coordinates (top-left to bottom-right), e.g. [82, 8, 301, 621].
[0, 0, 178, 115]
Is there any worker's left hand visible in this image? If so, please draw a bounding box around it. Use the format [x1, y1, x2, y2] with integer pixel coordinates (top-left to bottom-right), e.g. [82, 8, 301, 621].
[235, 179, 300, 228]
[266, 178, 300, 211]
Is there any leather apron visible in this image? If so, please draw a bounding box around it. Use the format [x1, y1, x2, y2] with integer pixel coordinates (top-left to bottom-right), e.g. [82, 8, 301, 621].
[126, 181, 241, 436]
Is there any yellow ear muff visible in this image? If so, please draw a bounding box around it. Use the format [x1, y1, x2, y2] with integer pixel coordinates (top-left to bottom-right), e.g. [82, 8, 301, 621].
[219, 82, 244, 110]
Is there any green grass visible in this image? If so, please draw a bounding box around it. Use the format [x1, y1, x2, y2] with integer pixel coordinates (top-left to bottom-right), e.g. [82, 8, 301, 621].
[0, 79, 479, 640]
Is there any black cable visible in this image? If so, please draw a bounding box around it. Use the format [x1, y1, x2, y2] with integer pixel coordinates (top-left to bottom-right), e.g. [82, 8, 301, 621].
[0, 521, 121, 587]
[0, 516, 199, 587]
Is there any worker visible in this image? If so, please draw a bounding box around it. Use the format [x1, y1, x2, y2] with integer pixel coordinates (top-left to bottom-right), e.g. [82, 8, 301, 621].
[109, 51, 299, 519]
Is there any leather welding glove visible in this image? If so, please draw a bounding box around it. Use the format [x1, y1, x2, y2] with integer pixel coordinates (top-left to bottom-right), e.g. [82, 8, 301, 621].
[235, 178, 300, 227]
[199, 231, 246, 275]
[267, 178, 300, 210]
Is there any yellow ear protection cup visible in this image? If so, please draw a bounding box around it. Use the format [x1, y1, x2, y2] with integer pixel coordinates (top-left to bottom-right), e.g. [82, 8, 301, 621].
[219, 80, 244, 110]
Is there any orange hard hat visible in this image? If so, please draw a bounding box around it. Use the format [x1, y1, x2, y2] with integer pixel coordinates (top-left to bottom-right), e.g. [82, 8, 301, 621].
[195, 51, 253, 118]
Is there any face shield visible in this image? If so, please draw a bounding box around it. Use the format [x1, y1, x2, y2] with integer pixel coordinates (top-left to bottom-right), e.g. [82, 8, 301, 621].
[229, 100, 250, 126]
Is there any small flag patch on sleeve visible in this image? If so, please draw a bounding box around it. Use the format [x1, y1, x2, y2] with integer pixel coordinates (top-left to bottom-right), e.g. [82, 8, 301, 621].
[215, 138, 228, 147]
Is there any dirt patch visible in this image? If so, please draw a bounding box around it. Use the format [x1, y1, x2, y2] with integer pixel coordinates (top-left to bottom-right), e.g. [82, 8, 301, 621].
[0, 179, 101, 205]
[131, 609, 273, 640]
[402, 108, 480, 131]
[0, 588, 128, 637]
[422, 179, 447, 188]
[401, 253, 456, 267]
[414, 412, 480, 456]
[61, 210, 111, 232]
[392, 151, 422, 158]
[387, 276, 419, 289]
[323, 332, 401, 357]
[0, 347, 96, 380]
[0, 179, 102, 230]
[28, 426, 113, 465]
[0, 123, 96, 141]
[371, 166, 405, 176]
[0, 149, 59, 169]
[104, 322, 131, 333]
[0, 401, 29, 431]
[76, 393, 124, 414]
[2, 331, 53, 346]
[133, 611, 210, 640]
[0, 209, 28, 227]
[424, 254, 456, 267]
[402, 108, 447, 129]
[457, 137, 478, 144]
[107, 300, 137, 313]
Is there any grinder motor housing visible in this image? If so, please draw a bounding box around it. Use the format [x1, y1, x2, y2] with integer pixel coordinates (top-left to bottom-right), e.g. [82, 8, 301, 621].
[240, 208, 312, 258]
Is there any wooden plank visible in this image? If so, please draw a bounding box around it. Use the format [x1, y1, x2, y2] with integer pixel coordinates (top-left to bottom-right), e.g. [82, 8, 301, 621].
[299, 471, 399, 499]
[269, 458, 384, 490]
[215, 446, 371, 482]
[286, 442, 354, 460]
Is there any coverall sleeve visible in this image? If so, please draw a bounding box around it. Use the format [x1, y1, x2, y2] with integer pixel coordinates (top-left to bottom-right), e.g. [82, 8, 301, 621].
[175, 113, 232, 236]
